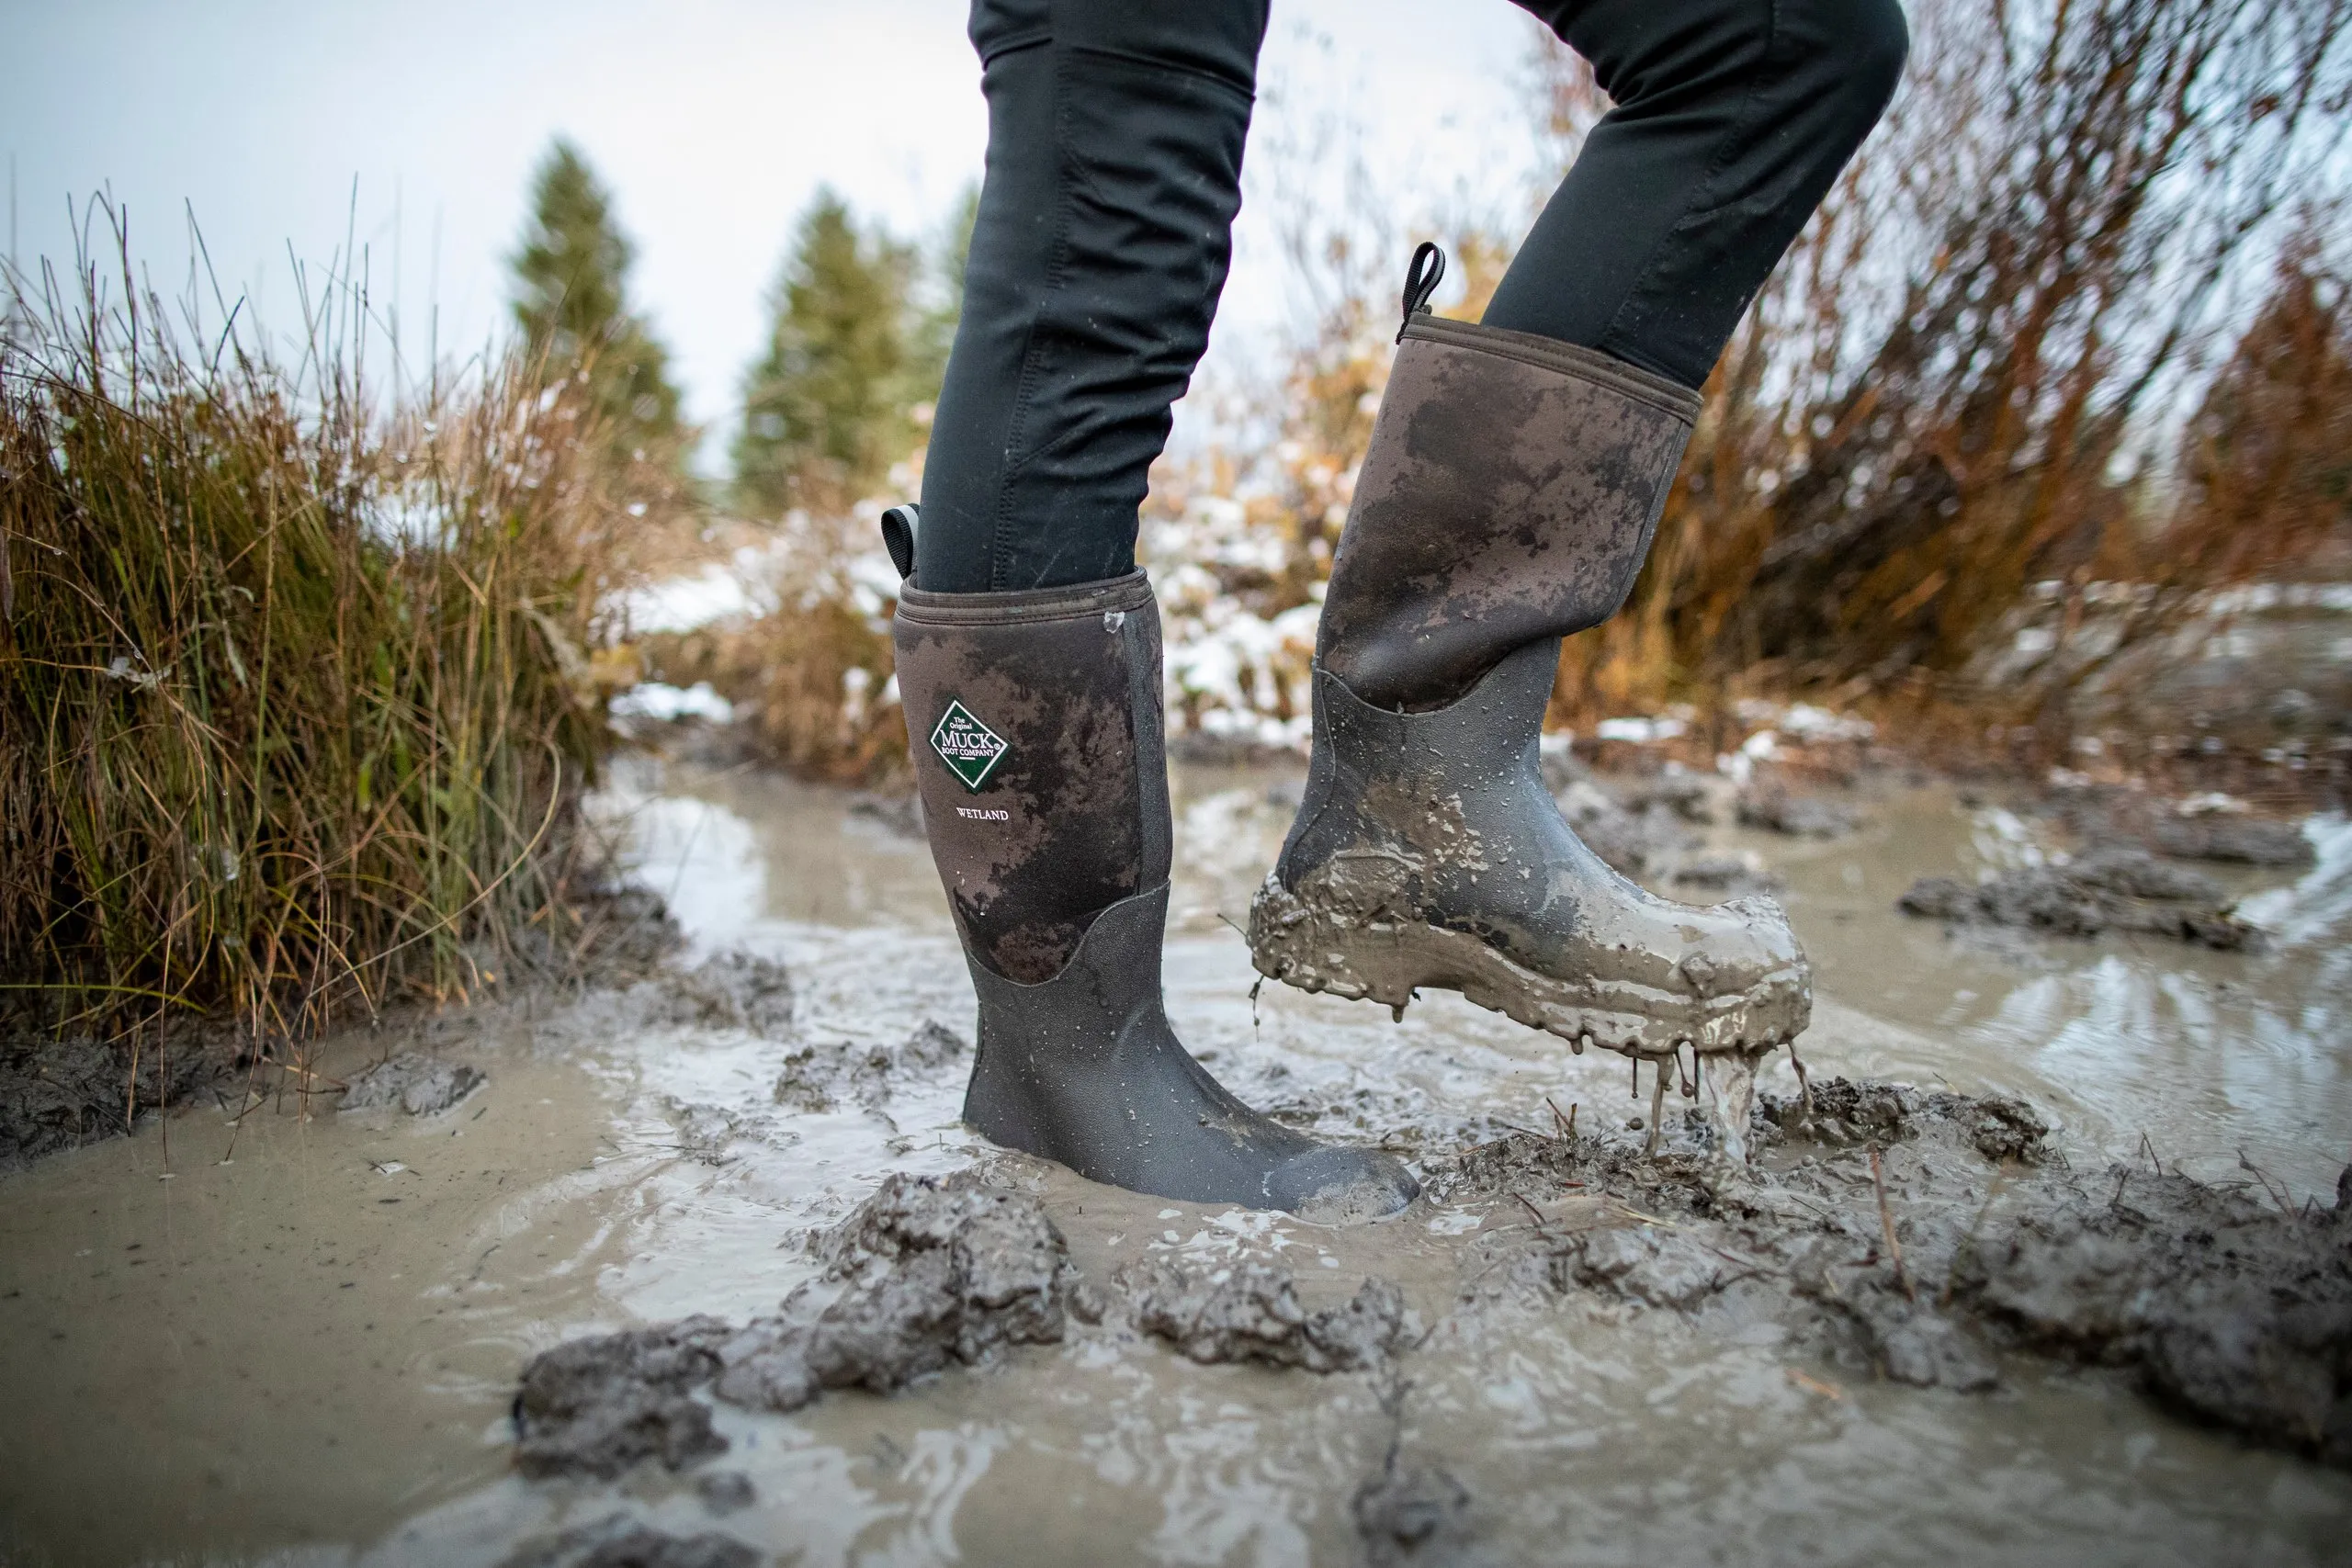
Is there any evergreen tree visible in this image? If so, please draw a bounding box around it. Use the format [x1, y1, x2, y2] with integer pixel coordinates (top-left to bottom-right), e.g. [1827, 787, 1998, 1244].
[733, 189, 918, 517]
[511, 138, 684, 465]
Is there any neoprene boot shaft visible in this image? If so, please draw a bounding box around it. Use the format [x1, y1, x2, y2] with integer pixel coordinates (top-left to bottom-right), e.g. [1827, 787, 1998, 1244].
[891, 561, 1419, 1220]
[1319, 314, 1702, 712]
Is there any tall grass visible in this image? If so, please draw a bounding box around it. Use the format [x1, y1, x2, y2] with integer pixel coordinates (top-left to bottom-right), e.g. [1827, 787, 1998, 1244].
[0, 215, 629, 1045]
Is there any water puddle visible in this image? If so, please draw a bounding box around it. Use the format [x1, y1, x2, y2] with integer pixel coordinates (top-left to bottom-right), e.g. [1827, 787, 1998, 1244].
[3, 761, 2347, 1564]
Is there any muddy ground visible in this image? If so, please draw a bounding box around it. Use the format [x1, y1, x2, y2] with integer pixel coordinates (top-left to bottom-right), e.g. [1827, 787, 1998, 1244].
[1, 752, 2347, 1566]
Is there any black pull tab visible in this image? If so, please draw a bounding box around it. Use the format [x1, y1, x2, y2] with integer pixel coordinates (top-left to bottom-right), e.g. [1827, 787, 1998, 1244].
[1397, 242, 1446, 343]
[880, 504, 920, 584]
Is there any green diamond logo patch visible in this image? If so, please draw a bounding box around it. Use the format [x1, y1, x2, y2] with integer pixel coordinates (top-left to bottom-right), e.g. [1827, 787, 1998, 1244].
[930, 700, 1010, 792]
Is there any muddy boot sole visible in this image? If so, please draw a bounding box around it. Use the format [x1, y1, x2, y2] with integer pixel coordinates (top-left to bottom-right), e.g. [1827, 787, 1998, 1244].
[1250, 870, 1809, 1057]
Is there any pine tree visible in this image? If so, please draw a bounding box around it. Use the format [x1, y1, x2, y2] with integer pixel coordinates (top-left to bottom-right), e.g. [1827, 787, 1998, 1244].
[733, 189, 918, 517]
[511, 138, 685, 467]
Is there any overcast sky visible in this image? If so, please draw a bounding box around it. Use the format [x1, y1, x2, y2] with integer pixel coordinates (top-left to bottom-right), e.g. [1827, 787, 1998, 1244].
[3, 0, 1550, 465]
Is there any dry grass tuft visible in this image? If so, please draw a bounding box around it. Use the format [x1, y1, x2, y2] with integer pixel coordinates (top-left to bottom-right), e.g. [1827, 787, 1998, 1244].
[1, 212, 637, 1046]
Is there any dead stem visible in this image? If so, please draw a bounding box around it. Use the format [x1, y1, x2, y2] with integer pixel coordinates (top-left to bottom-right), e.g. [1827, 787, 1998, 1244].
[1870, 1145, 1916, 1302]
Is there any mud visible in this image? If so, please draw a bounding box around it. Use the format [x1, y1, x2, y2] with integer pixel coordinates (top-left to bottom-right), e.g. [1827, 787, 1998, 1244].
[1430, 1077, 2352, 1461]
[646, 949, 797, 1037]
[8, 759, 2351, 1567]
[1738, 784, 1865, 838]
[1966, 1165, 2352, 1463]
[0, 1026, 231, 1168]
[772, 1020, 967, 1113]
[501, 1513, 759, 1568]
[714, 1172, 1089, 1412]
[1898, 847, 2260, 949]
[516, 1175, 1091, 1462]
[2054, 785, 2318, 866]
[1122, 1260, 1408, 1371]
[342, 1052, 487, 1115]
[514, 1316, 734, 1478]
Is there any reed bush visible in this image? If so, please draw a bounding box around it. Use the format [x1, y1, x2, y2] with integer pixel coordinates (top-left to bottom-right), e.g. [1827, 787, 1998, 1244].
[0, 222, 632, 1043]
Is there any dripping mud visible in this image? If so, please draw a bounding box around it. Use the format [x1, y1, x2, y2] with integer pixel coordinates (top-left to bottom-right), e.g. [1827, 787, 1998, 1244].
[3, 757, 2350, 1566]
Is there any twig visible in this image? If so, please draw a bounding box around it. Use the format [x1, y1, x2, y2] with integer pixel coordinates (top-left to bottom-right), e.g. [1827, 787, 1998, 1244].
[2236, 1149, 2297, 1217]
[1546, 1096, 1577, 1141]
[1511, 1192, 1552, 1235]
[1870, 1145, 1915, 1301]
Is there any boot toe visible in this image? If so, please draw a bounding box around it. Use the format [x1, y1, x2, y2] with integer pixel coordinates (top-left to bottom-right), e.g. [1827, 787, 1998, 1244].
[1265, 1144, 1420, 1224]
[1684, 894, 1807, 992]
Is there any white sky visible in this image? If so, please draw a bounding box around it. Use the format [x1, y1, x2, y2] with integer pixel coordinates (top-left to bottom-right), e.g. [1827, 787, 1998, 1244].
[2, 0, 1549, 468]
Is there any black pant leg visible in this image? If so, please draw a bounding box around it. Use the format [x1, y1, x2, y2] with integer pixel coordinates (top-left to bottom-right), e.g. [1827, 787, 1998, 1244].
[915, 0, 1270, 592]
[1491, 0, 1909, 388]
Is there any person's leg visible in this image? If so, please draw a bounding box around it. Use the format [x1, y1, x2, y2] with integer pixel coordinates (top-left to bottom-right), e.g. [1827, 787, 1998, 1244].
[1491, 0, 1909, 387]
[913, 0, 1265, 592]
[1256, 0, 1907, 1150]
[889, 0, 1417, 1218]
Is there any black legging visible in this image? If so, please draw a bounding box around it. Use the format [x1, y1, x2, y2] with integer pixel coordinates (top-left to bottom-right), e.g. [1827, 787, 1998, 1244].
[915, 0, 1907, 594]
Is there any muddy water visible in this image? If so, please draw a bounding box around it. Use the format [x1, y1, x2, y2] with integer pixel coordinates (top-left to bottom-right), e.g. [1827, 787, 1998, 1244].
[2, 760, 2347, 1566]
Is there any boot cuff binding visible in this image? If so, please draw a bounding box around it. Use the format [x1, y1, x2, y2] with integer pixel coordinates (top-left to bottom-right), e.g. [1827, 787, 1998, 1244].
[1401, 316, 1702, 426]
[896, 570, 1154, 626]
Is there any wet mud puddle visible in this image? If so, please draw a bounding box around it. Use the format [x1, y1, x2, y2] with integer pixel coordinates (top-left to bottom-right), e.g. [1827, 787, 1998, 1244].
[3, 760, 2348, 1566]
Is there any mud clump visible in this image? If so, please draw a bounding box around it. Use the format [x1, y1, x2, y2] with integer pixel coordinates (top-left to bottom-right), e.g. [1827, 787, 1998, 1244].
[512, 1178, 1087, 1475]
[341, 1053, 484, 1115]
[499, 1513, 756, 1568]
[1354, 1455, 1473, 1567]
[695, 1471, 756, 1514]
[1122, 1261, 1408, 1372]
[0, 1027, 228, 1168]
[1961, 1166, 2352, 1464]
[652, 950, 796, 1037]
[1619, 769, 1716, 823]
[512, 1317, 732, 1479]
[1554, 1225, 1742, 1309]
[771, 1019, 967, 1112]
[2055, 788, 2315, 867]
[2143, 813, 2313, 866]
[1758, 1077, 2050, 1164]
[1897, 851, 2259, 950]
[1736, 785, 1863, 839]
[713, 1172, 1088, 1414]
[1436, 1080, 2352, 1462]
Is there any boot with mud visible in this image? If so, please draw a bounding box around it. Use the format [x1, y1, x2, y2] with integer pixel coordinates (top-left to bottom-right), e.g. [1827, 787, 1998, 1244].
[1250, 250, 1811, 1141]
[885, 509, 1419, 1223]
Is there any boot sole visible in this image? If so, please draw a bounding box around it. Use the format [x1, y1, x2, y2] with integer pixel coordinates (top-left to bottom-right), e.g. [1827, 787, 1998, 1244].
[1249, 872, 1807, 1057]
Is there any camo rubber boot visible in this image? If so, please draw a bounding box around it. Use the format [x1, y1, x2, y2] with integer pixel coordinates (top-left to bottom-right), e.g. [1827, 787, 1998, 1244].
[887, 518, 1419, 1222]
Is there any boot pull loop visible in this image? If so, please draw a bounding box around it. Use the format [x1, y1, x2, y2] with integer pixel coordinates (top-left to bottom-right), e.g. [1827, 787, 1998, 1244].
[1397, 243, 1446, 343]
[880, 504, 920, 584]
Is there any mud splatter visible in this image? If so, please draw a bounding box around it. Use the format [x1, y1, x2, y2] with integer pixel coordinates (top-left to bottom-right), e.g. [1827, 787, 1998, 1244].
[1122, 1260, 1409, 1371]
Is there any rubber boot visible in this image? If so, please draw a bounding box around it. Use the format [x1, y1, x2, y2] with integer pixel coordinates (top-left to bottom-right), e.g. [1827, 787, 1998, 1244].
[1249, 259, 1809, 1145]
[886, 516, 1419, 1223]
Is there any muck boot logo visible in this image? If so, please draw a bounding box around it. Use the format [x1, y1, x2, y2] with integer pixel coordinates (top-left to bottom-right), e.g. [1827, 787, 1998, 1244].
[931, 700, 1010, 791]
